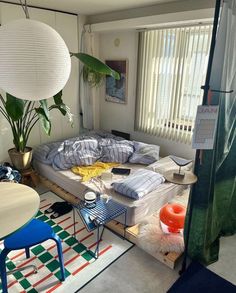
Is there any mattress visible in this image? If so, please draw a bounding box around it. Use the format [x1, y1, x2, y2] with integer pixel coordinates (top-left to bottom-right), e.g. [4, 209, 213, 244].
[34, 160, 186, 226]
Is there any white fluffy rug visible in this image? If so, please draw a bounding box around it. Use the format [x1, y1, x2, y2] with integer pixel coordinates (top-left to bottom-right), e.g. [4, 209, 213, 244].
[137, 191, 189, 256]
[138, 219, 184, 254]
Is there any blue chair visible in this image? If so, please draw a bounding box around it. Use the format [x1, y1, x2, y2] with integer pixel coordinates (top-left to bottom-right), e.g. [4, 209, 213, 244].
[0, 219, 65, 293]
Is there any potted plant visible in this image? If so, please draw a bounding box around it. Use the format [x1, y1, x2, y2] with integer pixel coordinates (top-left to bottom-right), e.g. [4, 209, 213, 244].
[0, 91, 72, 170]
[71, 53, 120, 87]
[0, 53, 119, 170]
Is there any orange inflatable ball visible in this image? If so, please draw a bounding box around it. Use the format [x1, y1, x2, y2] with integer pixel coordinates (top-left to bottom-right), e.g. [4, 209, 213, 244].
[160, 203, 186, 234]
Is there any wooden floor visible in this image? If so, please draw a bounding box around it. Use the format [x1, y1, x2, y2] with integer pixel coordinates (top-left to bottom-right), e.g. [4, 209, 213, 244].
[38, 174, 182, 269]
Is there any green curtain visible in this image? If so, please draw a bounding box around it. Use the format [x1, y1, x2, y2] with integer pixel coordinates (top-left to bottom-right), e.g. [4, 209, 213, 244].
[186, 0, 236, 265]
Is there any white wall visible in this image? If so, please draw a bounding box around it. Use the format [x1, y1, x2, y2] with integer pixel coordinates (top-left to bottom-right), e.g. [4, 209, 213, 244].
[94, 2, 216, 160]
[0, 3, 80, 162]
[99, 31, 137, 134]
[99, 31, 195, 159]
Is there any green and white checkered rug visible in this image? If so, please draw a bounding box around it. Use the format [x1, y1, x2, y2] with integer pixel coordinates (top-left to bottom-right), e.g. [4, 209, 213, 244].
[0, 191, 133, 293]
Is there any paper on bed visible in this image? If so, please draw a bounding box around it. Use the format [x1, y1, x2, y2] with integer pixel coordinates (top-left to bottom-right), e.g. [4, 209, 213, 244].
[146, 156, 193, 175]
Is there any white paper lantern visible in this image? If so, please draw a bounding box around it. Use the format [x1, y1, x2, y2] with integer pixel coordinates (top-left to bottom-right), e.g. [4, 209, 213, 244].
[0, 19, 71, 100]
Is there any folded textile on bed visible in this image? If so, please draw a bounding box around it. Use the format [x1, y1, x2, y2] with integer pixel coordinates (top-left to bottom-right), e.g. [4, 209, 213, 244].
[112, 169, 165, 200]
[71, 162, 119, 182]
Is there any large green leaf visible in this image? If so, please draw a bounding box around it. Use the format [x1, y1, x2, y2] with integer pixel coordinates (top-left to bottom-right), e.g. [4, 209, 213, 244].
[50, 104, 73, 126]
[39, 99, 50, 121]
[50, 104, 66, 116]
[52, 91, 74, 122]
[53, 90, 63, 105]
[35, 107, 51, 136]
[52, 91, 67, 116]
[5, 93, 24, 121]
[71, 53, 120, 80]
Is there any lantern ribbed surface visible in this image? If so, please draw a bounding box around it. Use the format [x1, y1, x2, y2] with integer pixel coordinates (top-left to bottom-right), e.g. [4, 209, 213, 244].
[0, 19, 71, 100]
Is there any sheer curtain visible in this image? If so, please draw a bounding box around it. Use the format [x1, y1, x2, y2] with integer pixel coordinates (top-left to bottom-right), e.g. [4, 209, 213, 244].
[135, 25, 212, 143]
[80, 29, 100, 131]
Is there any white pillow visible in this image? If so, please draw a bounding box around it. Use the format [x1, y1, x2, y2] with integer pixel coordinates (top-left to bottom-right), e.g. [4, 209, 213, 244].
[129, 141, 160, 165]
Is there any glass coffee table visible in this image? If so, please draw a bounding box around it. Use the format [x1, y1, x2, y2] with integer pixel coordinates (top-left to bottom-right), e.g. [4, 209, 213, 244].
[72, 197, 127, 259]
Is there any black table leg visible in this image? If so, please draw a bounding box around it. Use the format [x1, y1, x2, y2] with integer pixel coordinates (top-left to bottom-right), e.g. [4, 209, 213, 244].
[179, 188, 194, 275]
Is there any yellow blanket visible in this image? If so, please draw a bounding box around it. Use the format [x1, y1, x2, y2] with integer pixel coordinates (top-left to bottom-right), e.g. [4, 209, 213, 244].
[71, 162, 119, 182]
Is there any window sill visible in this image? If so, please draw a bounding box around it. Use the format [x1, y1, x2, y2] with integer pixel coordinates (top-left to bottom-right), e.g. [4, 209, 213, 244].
[164, 121, 192, 132]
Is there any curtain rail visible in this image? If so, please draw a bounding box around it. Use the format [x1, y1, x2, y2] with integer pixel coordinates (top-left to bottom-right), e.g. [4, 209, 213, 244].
[136, 21, 213, 32]
[0, 0, 78, 16]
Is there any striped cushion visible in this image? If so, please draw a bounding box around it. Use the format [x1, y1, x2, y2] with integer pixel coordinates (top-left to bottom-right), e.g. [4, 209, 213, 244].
[100, 139, 134, 164]
[112, 169, 165, 199]
[129, 141, 160, 164]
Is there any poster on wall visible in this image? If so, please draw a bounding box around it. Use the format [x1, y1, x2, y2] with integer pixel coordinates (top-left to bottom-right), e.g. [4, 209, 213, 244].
[105, 60, 128, 104]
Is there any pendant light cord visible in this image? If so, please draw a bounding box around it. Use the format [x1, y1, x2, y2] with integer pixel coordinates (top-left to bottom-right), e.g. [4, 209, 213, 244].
[19, 0, 30, 19]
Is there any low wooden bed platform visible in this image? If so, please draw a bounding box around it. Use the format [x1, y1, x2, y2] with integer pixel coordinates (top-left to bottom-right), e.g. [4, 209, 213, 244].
[38, 173, 183, 269]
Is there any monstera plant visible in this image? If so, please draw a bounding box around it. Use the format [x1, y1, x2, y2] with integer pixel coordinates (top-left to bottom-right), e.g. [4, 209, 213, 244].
[0, 53, 119, 170]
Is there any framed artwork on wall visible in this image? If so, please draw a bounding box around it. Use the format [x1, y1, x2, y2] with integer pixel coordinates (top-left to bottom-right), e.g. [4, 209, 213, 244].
[105, 59, 128, 104]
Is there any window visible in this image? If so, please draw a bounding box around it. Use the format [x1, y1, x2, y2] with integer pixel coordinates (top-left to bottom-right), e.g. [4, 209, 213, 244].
[135, 25, 212, 143]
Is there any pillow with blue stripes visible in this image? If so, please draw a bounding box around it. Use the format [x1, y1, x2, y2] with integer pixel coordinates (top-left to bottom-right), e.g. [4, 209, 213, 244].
[112, 169, 165, 199]
[129, 141, 160, 165]
[100, 139, 134, 164]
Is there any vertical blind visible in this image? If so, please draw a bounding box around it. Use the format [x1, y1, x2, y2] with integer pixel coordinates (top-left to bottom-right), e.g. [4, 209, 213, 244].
[135, 25, 212, 144]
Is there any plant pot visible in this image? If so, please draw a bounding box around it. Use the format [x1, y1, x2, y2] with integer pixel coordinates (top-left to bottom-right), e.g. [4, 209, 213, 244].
[8, 147, 33, 170]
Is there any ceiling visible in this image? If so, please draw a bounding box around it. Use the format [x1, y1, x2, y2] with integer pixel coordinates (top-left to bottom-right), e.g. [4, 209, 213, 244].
[3, 0, 182, 15]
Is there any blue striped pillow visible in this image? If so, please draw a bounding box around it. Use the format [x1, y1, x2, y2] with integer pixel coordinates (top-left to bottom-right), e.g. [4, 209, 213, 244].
[129, 141, 160, 164]
[112, 169, 165, 199]
[100, 139, 134, 163]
